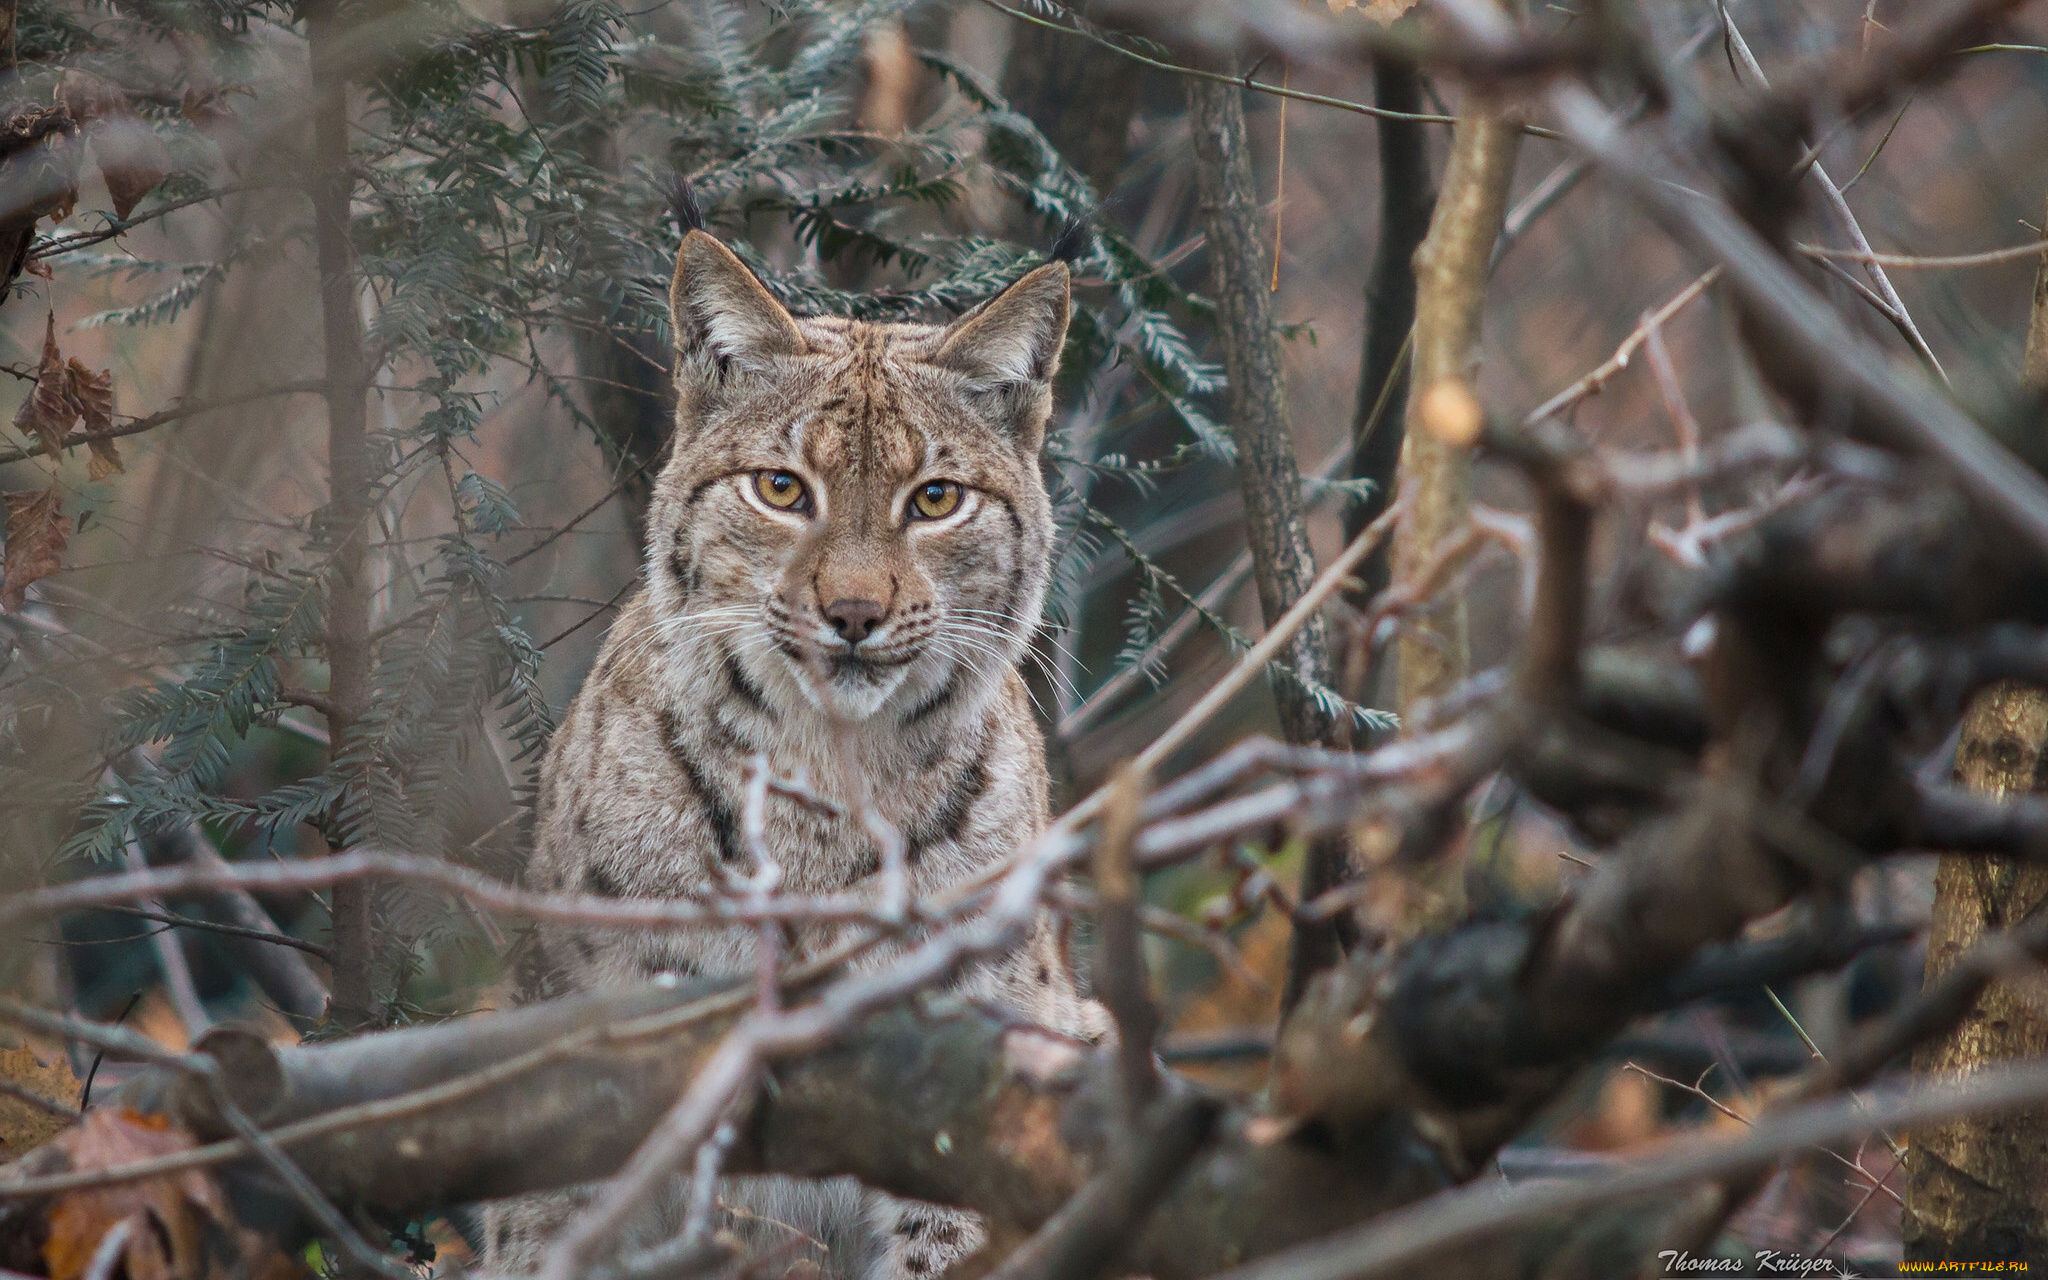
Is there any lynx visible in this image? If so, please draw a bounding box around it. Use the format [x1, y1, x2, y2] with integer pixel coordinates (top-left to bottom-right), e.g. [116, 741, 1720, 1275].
[486, 227, 1105, 1279]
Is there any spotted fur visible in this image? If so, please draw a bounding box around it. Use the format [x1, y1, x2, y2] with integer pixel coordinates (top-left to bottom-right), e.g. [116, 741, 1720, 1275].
[487, 231, 1105, 1279]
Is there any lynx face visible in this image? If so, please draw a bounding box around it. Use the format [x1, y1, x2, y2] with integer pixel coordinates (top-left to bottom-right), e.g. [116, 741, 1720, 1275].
[640, 231, 1070, 722]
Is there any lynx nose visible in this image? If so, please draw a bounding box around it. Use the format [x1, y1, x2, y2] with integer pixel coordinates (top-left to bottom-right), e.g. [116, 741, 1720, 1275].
[824, 597, 887, 644]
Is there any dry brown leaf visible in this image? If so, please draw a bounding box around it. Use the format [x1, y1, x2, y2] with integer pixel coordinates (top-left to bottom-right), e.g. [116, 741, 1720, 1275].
[0, 1044, 80, 1158]
[66, 358, 112, 435]
[3, 486, 71, 611]
[37, 1107, 308, 1280]
[10, 320, 121, 474]
[1327, 0, 1420, 18]
[1167, 907, 1288, 1094]
[55, 71, 129, 127]
[180, 84, 253, 132]
[67, 358, 119, 478]
[40, 1109, 219, 1280]
[95, 120, 171, 221]
[84, 437, 122, 480]
[57, 71, 170, 221]
[13, 313, 75, 457]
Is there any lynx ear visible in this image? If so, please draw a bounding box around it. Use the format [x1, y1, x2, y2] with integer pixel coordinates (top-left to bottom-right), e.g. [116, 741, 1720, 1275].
[934, 262, 1071, 389]
[669, 230, 806, 372]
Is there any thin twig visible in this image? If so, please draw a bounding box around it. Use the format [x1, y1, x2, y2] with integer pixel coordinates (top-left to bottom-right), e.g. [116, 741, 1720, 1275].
[1800, 238, 2048, 269]
[98, 904, 333, 960]
[1522, 269, 1721, 425]
[974, 0, 1556, 135]
[1720, 12, 1949, 383]
[1057, 441, 1357, 742]
[0, 847, 889, 936]
[0, 382, 329, 467]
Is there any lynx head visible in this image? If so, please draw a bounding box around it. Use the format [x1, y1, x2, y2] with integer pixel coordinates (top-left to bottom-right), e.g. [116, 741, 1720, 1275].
[642, 230, 1070, 723]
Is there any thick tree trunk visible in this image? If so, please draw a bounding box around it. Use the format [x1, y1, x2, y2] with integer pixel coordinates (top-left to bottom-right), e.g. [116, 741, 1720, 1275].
[307, 0, 373, 1031]
[1185, 78, 1349, 1008]
[1906, 226, 2048, 1262]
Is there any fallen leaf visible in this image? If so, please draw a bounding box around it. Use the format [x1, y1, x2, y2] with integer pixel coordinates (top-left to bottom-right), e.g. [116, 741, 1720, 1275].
[35, 1107, 310, 1280]
[13, 313, 75, 456]
[3, 486, 71, 611]
[40, 1109, 215, 1280]
[0, 1044, 80, 1158]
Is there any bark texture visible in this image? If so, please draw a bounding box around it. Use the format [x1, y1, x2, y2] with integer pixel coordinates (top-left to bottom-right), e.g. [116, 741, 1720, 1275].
[1906, 684, 2048, 1263]
[1185, 78, 1334, 749]
[1387, 97, 1518, 718]
[1903, 200, 2048, 1268]
[1185, 77, 1349, 1008]
[307, 0, 372, 1030]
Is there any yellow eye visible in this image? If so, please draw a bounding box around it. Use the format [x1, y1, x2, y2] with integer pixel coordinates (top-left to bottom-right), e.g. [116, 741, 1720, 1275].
[910, 480, 962, 520]
[754, 470, 809, 511]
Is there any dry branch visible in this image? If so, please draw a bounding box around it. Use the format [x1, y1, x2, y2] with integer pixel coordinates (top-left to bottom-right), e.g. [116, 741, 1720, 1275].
[1387, 80, 1518, 722]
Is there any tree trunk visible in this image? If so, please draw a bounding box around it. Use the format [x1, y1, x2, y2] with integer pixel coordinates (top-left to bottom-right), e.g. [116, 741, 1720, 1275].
[307, 0, 374, 1031]
[1185, 78, 1347, 1010]
[1386, 94, 1518, 720]
[1343, 59, 1436, 637]
[1905, 211, 2048, 1264]
[1185, 78, 1335, 750]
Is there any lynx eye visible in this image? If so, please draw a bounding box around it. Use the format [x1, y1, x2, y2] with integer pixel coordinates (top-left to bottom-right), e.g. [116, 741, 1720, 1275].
[753, 470, 810, 512]
[909, 480, 962, 521]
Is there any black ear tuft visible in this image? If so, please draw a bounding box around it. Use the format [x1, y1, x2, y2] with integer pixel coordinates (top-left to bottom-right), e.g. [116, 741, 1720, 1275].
[1050, 215, 1092, 266]
[663, 172, 706, 234]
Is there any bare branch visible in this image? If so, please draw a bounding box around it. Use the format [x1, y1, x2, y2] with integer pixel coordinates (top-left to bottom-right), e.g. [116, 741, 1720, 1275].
[0, 381, 327, 467]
